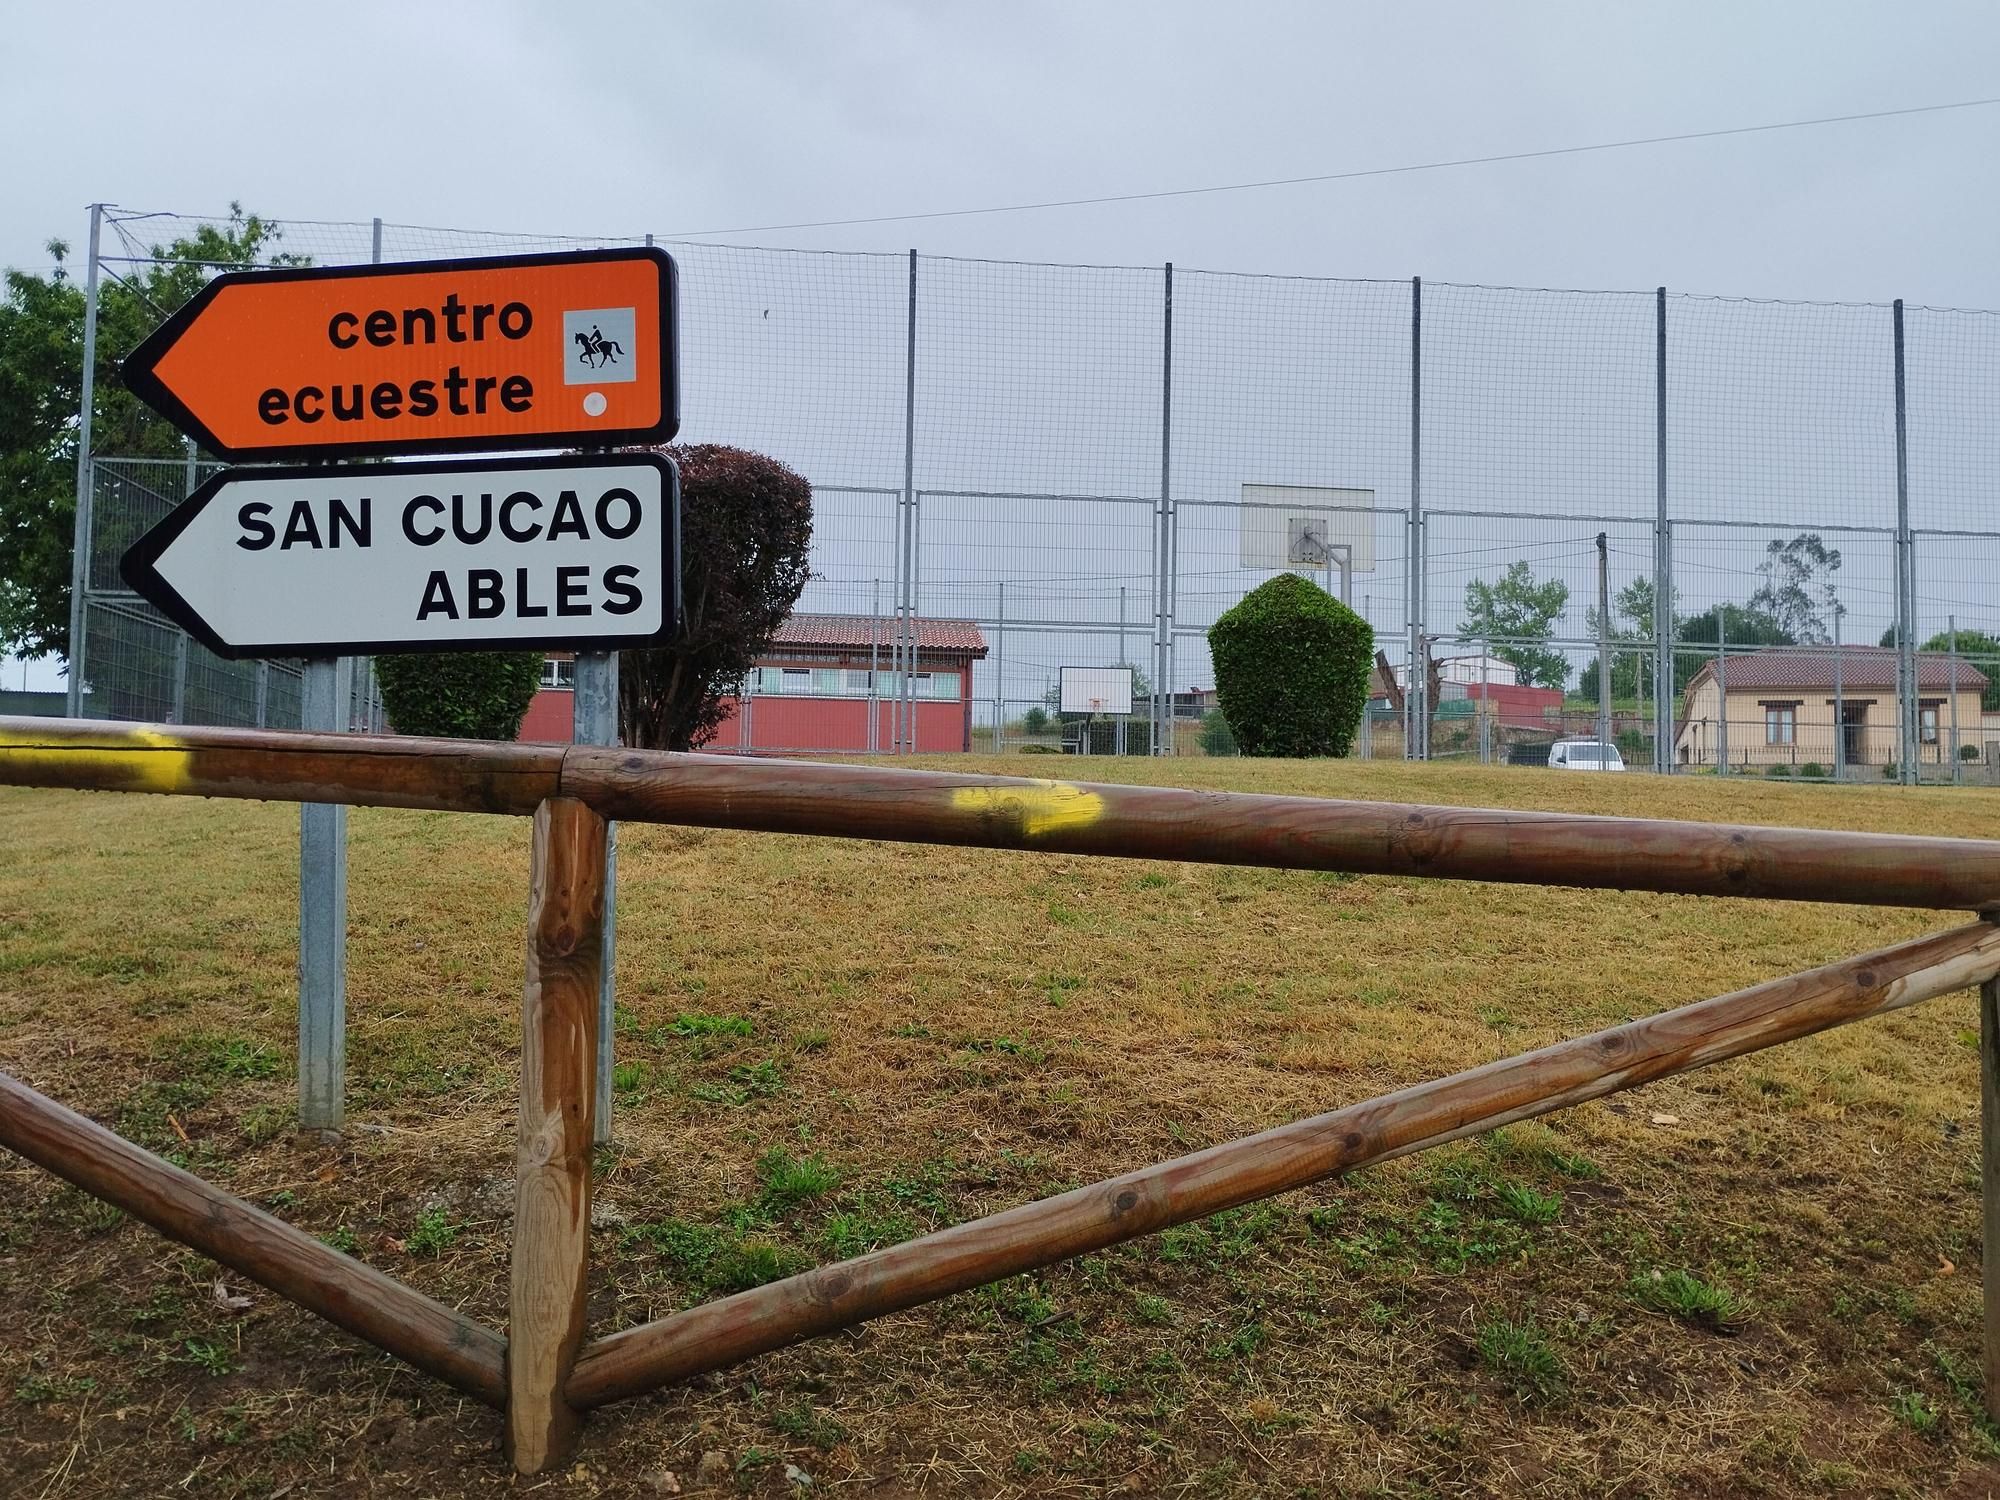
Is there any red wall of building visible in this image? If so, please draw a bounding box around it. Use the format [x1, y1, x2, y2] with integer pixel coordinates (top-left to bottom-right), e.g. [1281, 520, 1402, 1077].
[514, 667, 977, 752]
[1462, 683, 1564, 723]
[707, 689, 969, 753]
[519, 689, 576, 743]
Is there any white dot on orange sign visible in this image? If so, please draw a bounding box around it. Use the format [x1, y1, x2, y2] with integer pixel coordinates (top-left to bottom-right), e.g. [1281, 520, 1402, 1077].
[583, 391, 608, 417]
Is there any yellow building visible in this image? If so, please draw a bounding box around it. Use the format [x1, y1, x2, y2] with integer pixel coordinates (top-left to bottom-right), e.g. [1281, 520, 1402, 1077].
[1675, 647, 1987, 771]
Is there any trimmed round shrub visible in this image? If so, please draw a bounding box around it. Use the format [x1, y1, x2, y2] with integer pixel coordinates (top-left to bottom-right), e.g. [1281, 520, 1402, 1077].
[1963, 742, 1983, 763]
[1199, 708, 1238, 756]
[1765, 763, 1791, 777]
[375, 652, 544, 740]
[1207, 574, 1373, 758]
[1799, 761, 1827, 779]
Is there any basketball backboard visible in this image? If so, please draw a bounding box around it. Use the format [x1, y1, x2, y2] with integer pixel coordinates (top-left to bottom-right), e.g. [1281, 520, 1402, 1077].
[1059, 665, 1135, 716]
[1239, 485, 1377, 573]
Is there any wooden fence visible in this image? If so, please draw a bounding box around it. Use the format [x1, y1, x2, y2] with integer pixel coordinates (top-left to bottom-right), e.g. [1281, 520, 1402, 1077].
[3, 715, 2000, 1473]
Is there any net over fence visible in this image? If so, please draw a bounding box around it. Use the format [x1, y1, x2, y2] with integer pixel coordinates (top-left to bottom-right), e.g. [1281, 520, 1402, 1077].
[56, 206, 2000, 778]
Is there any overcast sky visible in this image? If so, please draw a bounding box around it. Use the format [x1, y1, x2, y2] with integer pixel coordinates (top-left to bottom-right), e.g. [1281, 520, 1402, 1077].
[8, 0, 2000, 695]
[8, 0, 2000, 297]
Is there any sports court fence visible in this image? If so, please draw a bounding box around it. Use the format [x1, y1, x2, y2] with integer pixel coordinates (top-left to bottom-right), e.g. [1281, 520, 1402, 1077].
[58, 206, 2000, 779]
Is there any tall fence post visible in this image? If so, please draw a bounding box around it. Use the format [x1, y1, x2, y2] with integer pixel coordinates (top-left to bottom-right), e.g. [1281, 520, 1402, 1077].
[65, 204, 104, 719]
[1156, 262, 1174, 755]
[1654, 287, 1673, 774]
[1716, 616, 1729, 774]
[574, 653, 619, 1145]
[298, 657, 352, 1133]
[1596, 531, 1611, 756]
[1894, 298, 1917, 785]
[1408, 276, 1425, 760]
[899, 249, 918, 755]
[1952, 615, 1963, 787]
[994, 580, 1006, 754]
[508, 796, 607, 1475]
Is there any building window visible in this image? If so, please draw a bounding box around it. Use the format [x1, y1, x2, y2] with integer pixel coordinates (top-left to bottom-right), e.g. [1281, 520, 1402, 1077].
[1764, 706, 1795, 745]
[541, 658, 575, 691]
[1920, 705, 1940, 744]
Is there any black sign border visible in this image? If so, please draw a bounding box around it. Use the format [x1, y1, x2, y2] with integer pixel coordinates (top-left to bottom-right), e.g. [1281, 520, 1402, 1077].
[119, 452, 681, 661]
[122, 247, 680, 461]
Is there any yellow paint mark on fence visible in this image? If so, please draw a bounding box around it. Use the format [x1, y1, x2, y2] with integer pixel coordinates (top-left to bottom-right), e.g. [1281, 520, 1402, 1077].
[0, 726, 195, 795]
[950, 780, 1106, 839]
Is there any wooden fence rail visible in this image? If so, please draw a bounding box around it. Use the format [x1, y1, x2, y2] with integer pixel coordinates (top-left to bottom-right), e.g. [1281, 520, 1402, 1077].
[565, 921, 2000, 1407]
[7, 717, 2000, 909]
[3, 715, 2000, 1475]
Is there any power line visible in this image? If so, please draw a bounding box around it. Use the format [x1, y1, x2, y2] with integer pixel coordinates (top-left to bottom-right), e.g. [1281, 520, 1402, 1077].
[663, 97, 2000, 239]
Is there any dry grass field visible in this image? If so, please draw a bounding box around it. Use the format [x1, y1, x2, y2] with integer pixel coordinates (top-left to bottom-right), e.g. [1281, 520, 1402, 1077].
[5, 756, 2000, 1497]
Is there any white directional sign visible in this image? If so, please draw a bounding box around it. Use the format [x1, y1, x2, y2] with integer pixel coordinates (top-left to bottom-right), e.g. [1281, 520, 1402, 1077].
[119, 453, 679, 659]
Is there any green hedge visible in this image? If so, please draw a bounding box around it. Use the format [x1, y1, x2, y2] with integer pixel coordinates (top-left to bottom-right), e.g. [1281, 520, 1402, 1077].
[374, 652, 544, 741]
[1207, 574, 1373, 757]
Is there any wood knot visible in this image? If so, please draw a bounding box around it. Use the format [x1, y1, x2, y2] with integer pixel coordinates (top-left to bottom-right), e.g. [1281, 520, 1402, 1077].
[1390, 813, 1440, 867]
[1853, 969, 1877, 990]
[1342, 1130, 1365, 1155]
[1113, 1190, 1138, 1215]
[817, 1272, 852, 1302]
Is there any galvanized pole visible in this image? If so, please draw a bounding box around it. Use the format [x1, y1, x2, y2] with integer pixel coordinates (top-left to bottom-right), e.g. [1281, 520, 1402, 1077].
[297, 223, 384, 1134]
[869, 579, 881, 754]
[65, 205, 105, 719]
[901, 250, 918, 754]
[1596, 532, 1611, 758]
[1654, 288, 1672, 774]
[1480, 638, 1491, 765]
[1409, 276, 1425, 761]
[298, 655, 352, 1133]
[1894, 299, 1917, 785]
[170, 635, 188, 725]
[995, 581, 1006, 754]
[1716, 613, 1729, 775]
[1953, 615, 1963, 786]
[573, 652, 619, 1145]
[1833, 605, 1846, 782]
[1156, 263, 1174, 755]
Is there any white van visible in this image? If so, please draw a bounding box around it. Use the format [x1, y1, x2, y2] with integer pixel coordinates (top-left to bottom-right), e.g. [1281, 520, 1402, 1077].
[1548, 739, 1625, 772]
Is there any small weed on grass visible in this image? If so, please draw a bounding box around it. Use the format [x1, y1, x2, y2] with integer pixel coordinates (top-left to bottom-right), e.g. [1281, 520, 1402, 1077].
[1476, 1316, 1564, 1400]
[405, 1207, 460, 1257]
[1891, 1389, 1941, 1436]
[1632, 1267, 1747, 1331]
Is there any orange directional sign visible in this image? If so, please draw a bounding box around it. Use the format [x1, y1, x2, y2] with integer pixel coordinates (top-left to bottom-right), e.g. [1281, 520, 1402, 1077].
[123, 248, 678, 460]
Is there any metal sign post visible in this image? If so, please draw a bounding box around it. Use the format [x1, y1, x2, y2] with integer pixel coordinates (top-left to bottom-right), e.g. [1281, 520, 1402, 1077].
[572, 652, 619, 1147]
[117, 244, 682, 1137]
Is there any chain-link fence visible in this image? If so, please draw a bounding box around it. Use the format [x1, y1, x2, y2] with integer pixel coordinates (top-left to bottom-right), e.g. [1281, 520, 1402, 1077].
[61, 205, 2000, 777]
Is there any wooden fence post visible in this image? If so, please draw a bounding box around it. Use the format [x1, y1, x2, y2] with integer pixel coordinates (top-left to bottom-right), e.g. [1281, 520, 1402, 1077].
[507, 797, 607, 1474]
[1984, 970, 2000, 1423]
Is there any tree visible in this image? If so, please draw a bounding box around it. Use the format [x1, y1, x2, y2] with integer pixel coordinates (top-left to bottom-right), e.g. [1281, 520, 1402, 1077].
[1578, 576, 1676, 702]
[619, 444, 813, 750]
[1673, 601, 1793, 696]
[1460, 561, 1570, 690]
[1922, 628, 2000, 711]
[1748, 533, 1841, 644]
[1208, 573, 1372, 757]
[1198, 709, 1238, 756]
[0, 207, 301, 662]
[375, 653, 544, 740]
